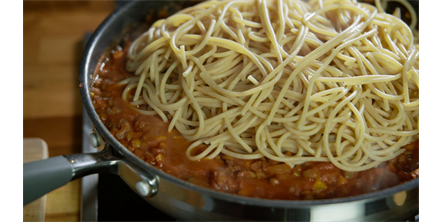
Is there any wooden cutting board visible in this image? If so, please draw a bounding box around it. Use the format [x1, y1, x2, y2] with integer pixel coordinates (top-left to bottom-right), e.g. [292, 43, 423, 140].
[23, 138, 49, 222]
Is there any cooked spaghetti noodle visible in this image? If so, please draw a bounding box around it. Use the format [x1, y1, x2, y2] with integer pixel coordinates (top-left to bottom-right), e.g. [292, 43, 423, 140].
[123, 0, 419, 172]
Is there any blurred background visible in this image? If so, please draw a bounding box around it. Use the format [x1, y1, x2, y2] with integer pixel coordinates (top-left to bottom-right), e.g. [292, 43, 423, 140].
[23, 1, 115, 221]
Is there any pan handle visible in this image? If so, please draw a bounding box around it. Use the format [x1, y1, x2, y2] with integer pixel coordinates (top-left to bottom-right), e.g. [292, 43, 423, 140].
[23, 151, 120, 206]
[23, 156, 75, 205]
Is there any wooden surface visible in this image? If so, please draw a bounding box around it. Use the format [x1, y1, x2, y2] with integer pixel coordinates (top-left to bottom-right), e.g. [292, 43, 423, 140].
[23, 1, 115, 221]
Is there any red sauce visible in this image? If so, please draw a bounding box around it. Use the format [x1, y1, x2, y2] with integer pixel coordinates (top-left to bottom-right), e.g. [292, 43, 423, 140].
[92, 44, 419, 200]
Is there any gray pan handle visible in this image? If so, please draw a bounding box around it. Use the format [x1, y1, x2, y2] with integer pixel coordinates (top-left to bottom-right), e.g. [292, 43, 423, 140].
[23, 152, 120, 206]
[23, 156, 73, 205]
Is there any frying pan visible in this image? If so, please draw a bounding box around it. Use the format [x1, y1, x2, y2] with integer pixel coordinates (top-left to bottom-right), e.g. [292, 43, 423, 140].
[23, 1, 419, 220]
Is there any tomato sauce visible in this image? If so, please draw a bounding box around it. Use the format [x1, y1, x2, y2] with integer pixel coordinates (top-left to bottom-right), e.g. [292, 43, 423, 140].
[91, 44, 419, 200]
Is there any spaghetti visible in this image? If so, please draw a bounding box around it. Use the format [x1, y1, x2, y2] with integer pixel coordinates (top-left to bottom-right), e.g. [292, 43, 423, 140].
[123, 0, 419, 172]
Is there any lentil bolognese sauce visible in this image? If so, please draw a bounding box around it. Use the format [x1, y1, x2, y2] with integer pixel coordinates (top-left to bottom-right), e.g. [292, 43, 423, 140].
[92, 43, 418, 200]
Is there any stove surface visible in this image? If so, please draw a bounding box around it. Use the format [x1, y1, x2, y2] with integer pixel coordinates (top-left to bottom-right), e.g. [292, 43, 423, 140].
[98, 174, 174, 221]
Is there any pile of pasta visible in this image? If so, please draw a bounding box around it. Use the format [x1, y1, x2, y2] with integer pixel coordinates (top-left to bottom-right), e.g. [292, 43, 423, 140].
[122, 0, 419, 172]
